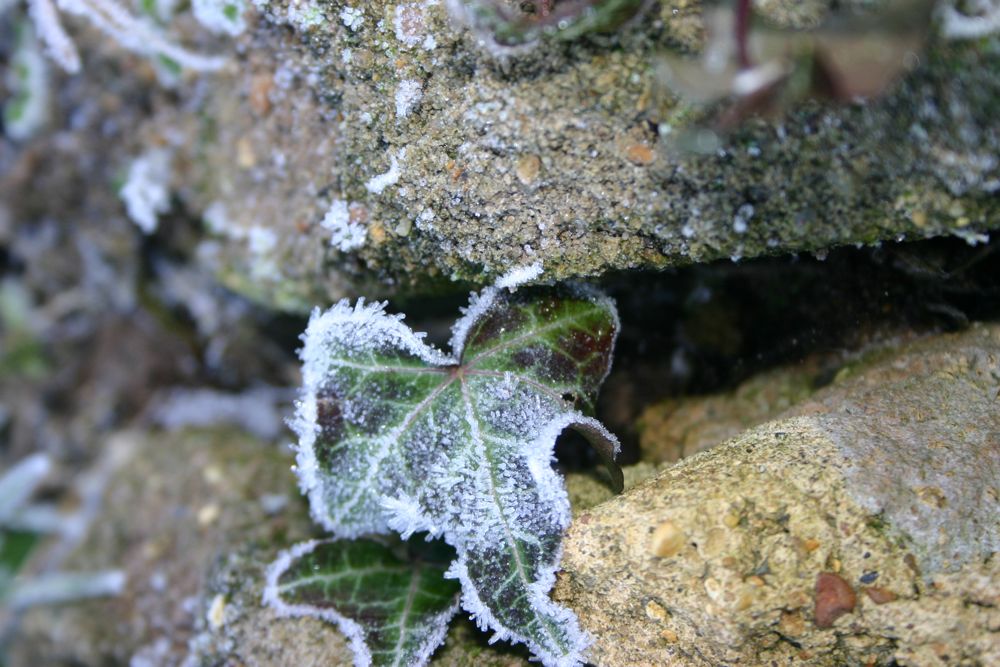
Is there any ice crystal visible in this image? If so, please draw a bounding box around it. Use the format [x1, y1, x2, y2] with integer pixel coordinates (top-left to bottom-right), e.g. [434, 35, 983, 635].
[321, 199, 367, 251]
[365, 151, 403, 195]
[120, 149, 172, 234]
[273, 268, 622, 666]
[339, 5, 363, 31]
[394, 79, 423, 120]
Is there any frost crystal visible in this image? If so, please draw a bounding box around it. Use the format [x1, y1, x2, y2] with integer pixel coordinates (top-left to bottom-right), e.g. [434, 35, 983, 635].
[393, 3, 424, 48]
[278, 273, 622, 666]
[394, 79, 423, 120]
[365, 151, 402, 195]
[321, 199, 367, 252]
[121, 149, 172, 234]
[339, 5, 363, 31]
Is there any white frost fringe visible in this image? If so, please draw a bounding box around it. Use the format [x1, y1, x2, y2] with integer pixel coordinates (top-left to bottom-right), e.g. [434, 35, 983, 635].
[263, 539, 460, 667]
[263, 540, 374, 667]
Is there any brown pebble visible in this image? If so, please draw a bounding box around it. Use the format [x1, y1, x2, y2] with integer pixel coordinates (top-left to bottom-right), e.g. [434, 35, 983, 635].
[515, 154, 541, 185]
[645, 600, 667, 622]
[803, 538, 821, 552]
[248, 73, 274, 115]
[650, 520, 685, 558]
[864, 586, 897, 604]
[660, 629, 678, 643]
[814, 572, 857, 628]
[626, 144, 655, 166]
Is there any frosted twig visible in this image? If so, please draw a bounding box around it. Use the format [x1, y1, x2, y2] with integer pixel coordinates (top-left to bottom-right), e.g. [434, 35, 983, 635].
[56, 0, 228, 70]
[5, 570, 126, 609]
[27, 0, 80, 72]
[0, 454, 51, 523]
[19, 0, 228, 73]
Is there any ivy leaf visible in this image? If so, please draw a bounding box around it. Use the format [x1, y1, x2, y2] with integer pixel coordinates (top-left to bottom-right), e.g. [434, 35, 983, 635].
[264, 538, 461, 667]
[285, 270, 621, 666]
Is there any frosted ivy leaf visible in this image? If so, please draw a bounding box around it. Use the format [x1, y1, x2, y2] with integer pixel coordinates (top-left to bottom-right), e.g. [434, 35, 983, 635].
[287, 278, 621, 666]
[264, 538, 460, 667]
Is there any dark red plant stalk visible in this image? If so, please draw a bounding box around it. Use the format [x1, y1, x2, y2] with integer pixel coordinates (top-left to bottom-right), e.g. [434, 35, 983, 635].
[734, 0, 752, 68]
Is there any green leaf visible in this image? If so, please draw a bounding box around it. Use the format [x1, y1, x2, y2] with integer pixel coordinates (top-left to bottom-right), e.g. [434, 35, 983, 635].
[447, 0, 646, 49]
[264, 538, 461, 667]
[282, 270, 621, 666]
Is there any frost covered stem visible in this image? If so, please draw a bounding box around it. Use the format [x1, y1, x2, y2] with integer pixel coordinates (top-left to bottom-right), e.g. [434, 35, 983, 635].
[30, 0, 228, 73]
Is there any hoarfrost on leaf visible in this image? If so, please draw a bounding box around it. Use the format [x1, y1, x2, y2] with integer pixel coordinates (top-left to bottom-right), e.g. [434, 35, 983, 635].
[276, 270, 623, 666]
[264, 538, 461, 667]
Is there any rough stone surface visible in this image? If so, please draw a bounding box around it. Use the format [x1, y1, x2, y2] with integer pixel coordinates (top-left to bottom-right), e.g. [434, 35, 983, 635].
[636, 358, 821, 462]
[553, 323, 1000, 666]
[4, 2, 999, 310]
[178, 0, 1000, 307]
[5, 428, 527, 666]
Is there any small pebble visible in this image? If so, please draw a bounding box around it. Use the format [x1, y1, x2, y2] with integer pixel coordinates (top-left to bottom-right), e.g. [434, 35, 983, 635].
[515, 155, 541, 185]
[814, 572, 857, 628]
[650, 520, 686, 557]
[859, 571, 879, 584]
[645, 600, 667, 622]
[626, 144, 655, 166]
[864, 586, 897, 604]
[197, 503, 221, 526]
